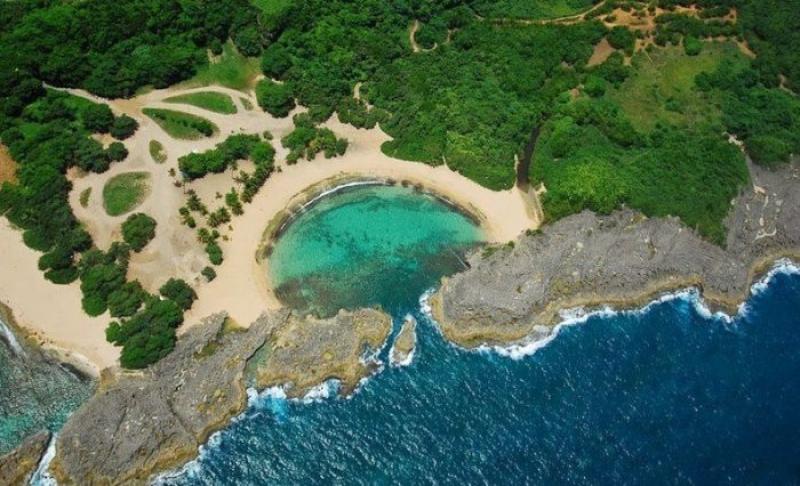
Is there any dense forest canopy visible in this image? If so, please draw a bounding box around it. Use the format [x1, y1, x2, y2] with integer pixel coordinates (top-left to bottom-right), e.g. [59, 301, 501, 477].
[0, 0, 799, 366]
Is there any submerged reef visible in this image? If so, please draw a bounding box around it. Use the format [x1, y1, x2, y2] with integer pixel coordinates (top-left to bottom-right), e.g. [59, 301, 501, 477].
[434, 161, 800, 347]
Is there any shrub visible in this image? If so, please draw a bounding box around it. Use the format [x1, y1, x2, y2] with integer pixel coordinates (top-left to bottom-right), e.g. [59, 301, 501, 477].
[121, 213, 157, 252]
[256, 79, 295, 117]
[202, 266, 217, 281]
[159, 278, 197, 310]
[206, 241, 223, 265]
[106, 142, 129, 162]
[683, 36, 703, 56]
[82, 104, 115, 133]
[110, 115, 139, 140]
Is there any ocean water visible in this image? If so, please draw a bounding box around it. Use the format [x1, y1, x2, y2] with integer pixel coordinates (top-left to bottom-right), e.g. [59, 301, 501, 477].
[157, 185, 800, 485]
[268, 183, 483, 317]
[0, 317, 93, 456]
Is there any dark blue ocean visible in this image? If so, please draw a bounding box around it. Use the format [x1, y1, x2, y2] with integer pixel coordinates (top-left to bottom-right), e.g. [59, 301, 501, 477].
[160, 264, 800, 485]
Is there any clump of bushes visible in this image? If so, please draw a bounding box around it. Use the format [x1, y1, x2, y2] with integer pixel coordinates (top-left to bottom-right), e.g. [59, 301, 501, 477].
[282, 114, 348, 163]
[256, 79, 295, 117]
[122, 213, 157, 252]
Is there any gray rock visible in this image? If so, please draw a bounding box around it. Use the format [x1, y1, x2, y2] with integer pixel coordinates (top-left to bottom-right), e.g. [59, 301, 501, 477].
[434, 161, 800, 346]
[0, 430, 50, 486]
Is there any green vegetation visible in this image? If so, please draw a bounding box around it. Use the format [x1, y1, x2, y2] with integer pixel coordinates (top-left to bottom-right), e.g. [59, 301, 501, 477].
[3, 0, 800, 370]
[121, 213, 157, 252]
[282, 115, 348, 163]
[182, 42, 262, 91]
[159, 278, 197, 310]
[607, 43, 743, 130]
[178, 133, 275, 180]
[164, 91, 238, 114]
[82, 104, 115, 133]
[149, 140, 167, 164]
[0, 0, 265, 99]
[79, 188, 91, 208]
[202, 266, 217, 281]
[471, 0, 597, 20]
[143, 108, 217, 140]
[255, 79, 295, 117]
[110, 115, 139, 140]
[102, 172, 151, 216]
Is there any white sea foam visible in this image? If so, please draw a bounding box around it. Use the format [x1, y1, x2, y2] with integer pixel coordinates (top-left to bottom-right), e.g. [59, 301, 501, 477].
[389, 314, 418, 367]
[0, 316, 25, 357]
[432, 259, 800, 361]
[29, 434, 58, 486]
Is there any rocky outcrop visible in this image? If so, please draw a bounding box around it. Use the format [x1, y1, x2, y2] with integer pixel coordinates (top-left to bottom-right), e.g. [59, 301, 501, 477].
[0, 430, 50, 485]
[49, 308, 392, 485]
[434, 161, 800, 347]
[390, 315, 417, 366]
[246, 308, 392, 396]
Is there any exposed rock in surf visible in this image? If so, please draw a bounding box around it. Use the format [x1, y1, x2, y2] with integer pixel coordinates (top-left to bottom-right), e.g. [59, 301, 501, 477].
[390, 315, 417, 366]
[49, 308, 392, 484]
[0, 430, 51, 485]
[434, 161, 800, 347]
[246, 308, 392, 397]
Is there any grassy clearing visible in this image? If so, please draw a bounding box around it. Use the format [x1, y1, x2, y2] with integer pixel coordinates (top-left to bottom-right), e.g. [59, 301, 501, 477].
[608, 42, 744, 130]
[180, 42, 260, 91]
[164, 91, 237, 114]
[143, 108, 218, 140]
[103, 172, 152, 216]
[79, 188, 91, 208]
[149, 140, 167, 164]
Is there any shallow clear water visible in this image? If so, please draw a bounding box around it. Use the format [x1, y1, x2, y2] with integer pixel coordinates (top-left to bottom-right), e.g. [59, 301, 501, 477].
[0, 319, 93, 455]
[159, 185, 800, 485]
[268, 183, 484, 317]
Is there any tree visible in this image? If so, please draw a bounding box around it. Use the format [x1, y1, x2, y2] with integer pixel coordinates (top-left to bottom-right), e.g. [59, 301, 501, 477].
[121, 213, 157, 252]
[256, 79, 295, 117]
[159, 278, 197, 310]
[110, 115, 139, 140]
[107, 281, 147, 318]
[261, 44, 292, 78]
[684, 36, 703, 56]
[201, 266, 217, 281]
[206, 241, 223, 265]
[106, 142, 129, 162]
[82, 104, 115, 133]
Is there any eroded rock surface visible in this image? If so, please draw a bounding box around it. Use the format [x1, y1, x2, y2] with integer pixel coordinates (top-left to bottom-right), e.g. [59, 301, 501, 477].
[390, 315, 417, 366]
[246, 308, 392, 396]
[435, 162, 800, 347]
[0, 430, 50, 485]
[49, 308, 392, 485]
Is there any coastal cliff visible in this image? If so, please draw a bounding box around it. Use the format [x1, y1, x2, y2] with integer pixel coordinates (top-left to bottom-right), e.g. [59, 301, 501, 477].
[434, 161, 800, 347]
[48, 308, 391, 485]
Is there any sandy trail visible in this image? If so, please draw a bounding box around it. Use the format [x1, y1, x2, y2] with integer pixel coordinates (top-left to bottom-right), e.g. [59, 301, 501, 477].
[4, 83, 540, 370]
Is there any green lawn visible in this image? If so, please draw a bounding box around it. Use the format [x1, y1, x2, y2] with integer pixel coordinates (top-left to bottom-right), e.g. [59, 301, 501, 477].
[142, 108, 218, 140]
[103, 172, 152, 216]
[164, 91, 237, 114]
[179, 42, 261, 91]
[608, 42, 745, 131]
[149, 140, 167, 163]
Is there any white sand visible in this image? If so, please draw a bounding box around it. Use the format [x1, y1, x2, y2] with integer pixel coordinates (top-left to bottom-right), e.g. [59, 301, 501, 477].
[0, 219, 118, 374]
[3, 83, 541, 370]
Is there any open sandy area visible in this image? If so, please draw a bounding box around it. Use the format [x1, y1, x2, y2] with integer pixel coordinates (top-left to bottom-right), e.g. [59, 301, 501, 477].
[1, 82, 540, 371]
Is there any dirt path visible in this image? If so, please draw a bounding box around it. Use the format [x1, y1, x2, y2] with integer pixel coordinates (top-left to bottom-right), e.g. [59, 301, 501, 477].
[487, 0, 608, 26]
[7, 81, 542, 370]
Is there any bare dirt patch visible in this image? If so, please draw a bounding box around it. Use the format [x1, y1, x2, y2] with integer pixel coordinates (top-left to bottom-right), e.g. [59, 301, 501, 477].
[0, 145, 18, 184]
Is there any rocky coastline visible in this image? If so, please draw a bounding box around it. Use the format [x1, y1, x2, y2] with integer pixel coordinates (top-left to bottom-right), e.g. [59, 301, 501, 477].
[46, 308, 391, 485]
[433, 161, 800, 347]
[390, 315, 417, 366]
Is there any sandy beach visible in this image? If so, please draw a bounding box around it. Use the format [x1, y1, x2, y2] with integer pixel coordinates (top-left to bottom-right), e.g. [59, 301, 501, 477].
[2, 84, 541, 371]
